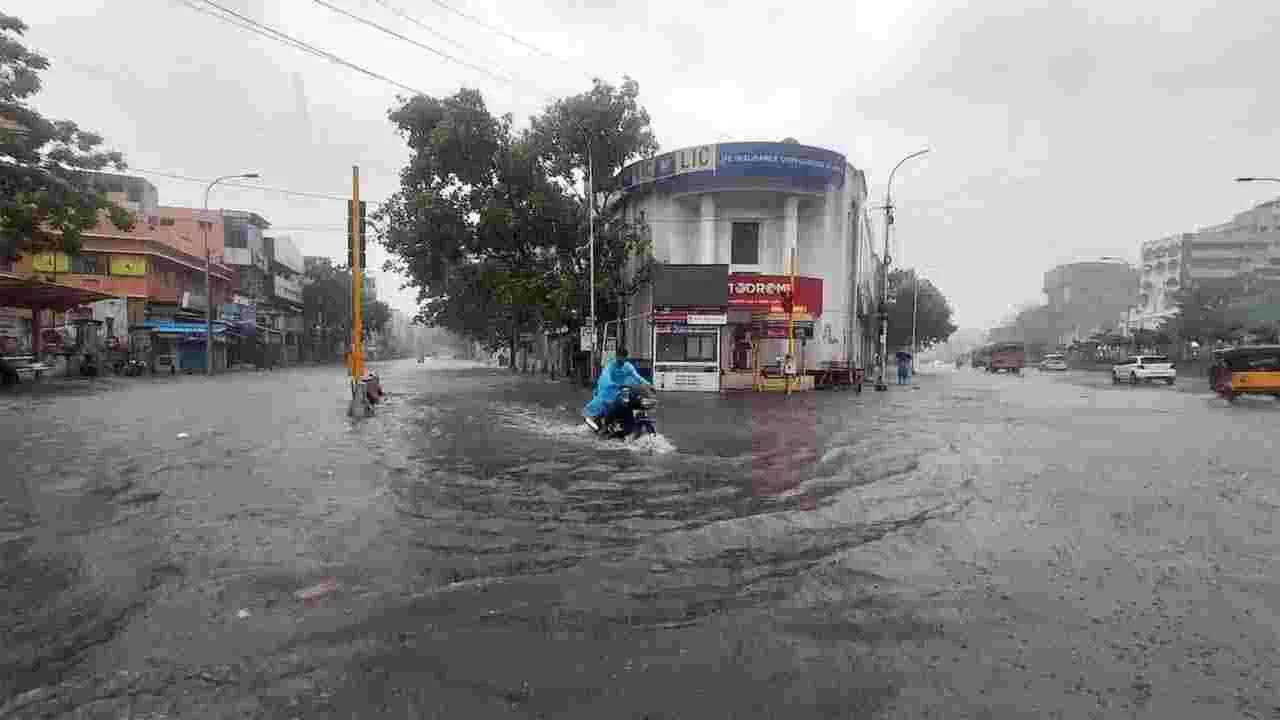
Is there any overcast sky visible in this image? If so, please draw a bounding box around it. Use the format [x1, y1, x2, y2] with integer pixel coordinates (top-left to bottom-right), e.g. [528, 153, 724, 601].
[15, 0, 1280, 328]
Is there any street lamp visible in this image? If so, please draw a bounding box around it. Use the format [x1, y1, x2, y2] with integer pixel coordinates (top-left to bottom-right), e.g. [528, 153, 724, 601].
[876, 148, 931, 391]
[1235, 177, 1280, 183]
[203, 172, 260, 376]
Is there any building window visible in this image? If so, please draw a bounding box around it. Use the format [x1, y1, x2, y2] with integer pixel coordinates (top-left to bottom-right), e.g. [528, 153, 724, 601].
[656, 333, 717, 363]
[71, 254, 105, 274]
[731, 222, 759, 265]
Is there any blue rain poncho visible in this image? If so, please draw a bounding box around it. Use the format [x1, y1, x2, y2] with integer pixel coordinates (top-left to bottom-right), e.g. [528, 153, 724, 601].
[584, 359, 650, 418]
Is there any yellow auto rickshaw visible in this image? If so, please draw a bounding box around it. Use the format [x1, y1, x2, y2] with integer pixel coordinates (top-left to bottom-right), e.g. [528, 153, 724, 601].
[1211, 344, 1280, 404]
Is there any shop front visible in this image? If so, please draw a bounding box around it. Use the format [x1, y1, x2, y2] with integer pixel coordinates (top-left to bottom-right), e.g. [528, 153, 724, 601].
[645, 264, 731, 392]
[722, 273, 823, 390]
[645, 269, 824, 392]
[652, 309, 728, 391]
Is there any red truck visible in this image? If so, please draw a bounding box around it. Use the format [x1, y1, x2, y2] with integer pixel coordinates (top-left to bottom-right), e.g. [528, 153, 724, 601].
[987, 342, 1027, 375]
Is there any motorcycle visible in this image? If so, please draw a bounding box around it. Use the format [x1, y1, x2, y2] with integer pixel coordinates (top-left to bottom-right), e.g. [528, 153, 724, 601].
[590, 384, 659, 440]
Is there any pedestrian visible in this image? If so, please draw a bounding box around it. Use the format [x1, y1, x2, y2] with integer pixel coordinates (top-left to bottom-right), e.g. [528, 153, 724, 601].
[783, 353, 797, 394]
[896, 351, 911, 385]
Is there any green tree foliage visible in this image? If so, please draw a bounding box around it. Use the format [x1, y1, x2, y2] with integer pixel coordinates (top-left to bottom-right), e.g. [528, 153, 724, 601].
[301, 257, 393, 359]
[885, 268, 957, 350]
[363, 297, 392, 338]
[528, 77, 660, 325]
[377, 89, 577, 364]
[378, 79, 658, 365]
[0, 13, 132, 259]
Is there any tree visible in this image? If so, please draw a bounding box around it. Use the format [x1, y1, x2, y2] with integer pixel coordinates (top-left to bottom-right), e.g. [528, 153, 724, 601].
[885, 268, 957, 350]
[378, 80, 658, 367]
[1164, 277, 1245, 343]
[302, 257, 351, 360]
[528, 77, 660, 332]
[377, 89, 580, 367]
[363, 298, 391, 339]
[0, 13, 132, 259]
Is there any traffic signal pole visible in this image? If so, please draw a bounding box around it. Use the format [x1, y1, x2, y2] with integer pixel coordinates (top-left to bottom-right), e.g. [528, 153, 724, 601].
[348, 165, 373, 417]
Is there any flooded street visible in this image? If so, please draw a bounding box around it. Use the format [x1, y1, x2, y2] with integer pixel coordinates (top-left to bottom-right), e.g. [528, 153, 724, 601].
[3, 361, 1279, 718]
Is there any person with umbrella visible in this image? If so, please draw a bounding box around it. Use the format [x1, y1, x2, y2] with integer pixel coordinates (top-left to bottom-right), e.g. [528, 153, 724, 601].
[896, 351, 912, 385]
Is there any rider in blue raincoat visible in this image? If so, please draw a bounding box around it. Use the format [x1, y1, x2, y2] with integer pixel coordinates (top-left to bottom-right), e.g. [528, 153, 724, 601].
[583, 348, 651, 430]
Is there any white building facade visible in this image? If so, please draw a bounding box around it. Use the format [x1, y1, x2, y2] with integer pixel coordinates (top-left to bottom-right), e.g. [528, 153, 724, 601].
[617, 141, 879, 391]
[1130, 233, 1191, 331]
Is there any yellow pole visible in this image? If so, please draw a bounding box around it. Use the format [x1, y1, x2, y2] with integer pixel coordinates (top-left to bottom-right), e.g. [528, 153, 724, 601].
[351, 166, 364, 381]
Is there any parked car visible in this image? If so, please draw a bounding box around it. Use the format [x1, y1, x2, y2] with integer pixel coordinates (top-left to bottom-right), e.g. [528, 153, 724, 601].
[1040, 354, 1068, 371]
[1112, 355, 1176, 385]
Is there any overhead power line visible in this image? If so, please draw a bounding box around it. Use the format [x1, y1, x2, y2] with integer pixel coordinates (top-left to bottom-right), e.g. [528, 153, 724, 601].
[371, 0, 485, 60]
[182, 0, 429, 96]
[309, 0, 525, 90]
[179, 0, 330, 65]
[127, 167, 372, 204]
[424, 0, 579, 72]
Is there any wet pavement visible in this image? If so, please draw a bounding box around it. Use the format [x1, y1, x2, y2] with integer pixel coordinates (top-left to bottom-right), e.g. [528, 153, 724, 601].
[2, 361, 1278, 718]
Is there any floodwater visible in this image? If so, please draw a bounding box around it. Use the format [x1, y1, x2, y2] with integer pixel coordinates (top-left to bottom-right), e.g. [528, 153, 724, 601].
[2, 361, 1278, 718]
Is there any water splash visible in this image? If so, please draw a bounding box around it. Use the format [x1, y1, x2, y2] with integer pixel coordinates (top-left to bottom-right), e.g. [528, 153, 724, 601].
[494, 403, 677, 454]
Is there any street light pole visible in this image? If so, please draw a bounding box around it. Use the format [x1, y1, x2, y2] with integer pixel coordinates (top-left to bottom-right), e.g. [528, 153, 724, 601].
[203, 172, 260, 376]
[876, 148, 931, 391]
[1235, 177, 1280, 183]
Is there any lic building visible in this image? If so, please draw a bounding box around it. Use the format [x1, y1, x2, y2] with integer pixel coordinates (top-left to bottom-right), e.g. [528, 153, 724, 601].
[616, 140, 881, 391]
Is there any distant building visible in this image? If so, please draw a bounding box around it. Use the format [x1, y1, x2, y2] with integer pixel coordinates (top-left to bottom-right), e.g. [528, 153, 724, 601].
[263, 234, 305, 364]
[1043, 258, 1138, 344]
[1186, 199, 1280, 287]
[221, 210, 271, 367]
[1131, 233, 1191, 331]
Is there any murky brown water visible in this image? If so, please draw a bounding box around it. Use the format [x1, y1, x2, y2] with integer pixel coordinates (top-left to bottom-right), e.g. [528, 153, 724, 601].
[2, 362, 1277, 718]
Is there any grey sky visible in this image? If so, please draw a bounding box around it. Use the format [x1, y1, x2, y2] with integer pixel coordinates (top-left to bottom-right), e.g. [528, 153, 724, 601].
[15, 0, 1280, 328]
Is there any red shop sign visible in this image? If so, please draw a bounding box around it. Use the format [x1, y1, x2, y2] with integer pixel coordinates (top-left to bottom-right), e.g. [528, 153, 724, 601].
[727, 274, 823, 316]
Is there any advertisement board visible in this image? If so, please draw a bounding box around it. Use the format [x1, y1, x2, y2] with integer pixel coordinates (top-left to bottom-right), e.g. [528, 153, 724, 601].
[717, 142, 846, 188]
[727, 274, 823, 316]
[32, 253, 70, 273]
[621, 141, 846, 193]
[109, 255, 147, 277]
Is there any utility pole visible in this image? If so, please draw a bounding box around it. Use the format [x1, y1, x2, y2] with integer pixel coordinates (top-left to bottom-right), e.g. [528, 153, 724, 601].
[876, 149, 931, 391]
[348, 165, 372, 417]
[587, 141, 597, 378]
[203, 172, 259, 376]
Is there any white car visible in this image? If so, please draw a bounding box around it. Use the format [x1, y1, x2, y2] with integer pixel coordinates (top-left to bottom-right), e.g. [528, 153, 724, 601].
[1112, 355, 1176, 385]
[1040, 354, 1068, 371]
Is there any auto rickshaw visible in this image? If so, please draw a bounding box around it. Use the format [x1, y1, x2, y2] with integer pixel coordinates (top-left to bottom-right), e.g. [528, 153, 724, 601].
[1210, 344, 1280, 404]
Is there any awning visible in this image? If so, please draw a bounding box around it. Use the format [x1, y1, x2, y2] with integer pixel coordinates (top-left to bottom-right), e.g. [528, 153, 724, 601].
[0, 272, 117, 311]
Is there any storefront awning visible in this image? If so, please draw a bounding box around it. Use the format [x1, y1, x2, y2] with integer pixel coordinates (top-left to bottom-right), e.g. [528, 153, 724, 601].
[0, 272, 116, 311]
